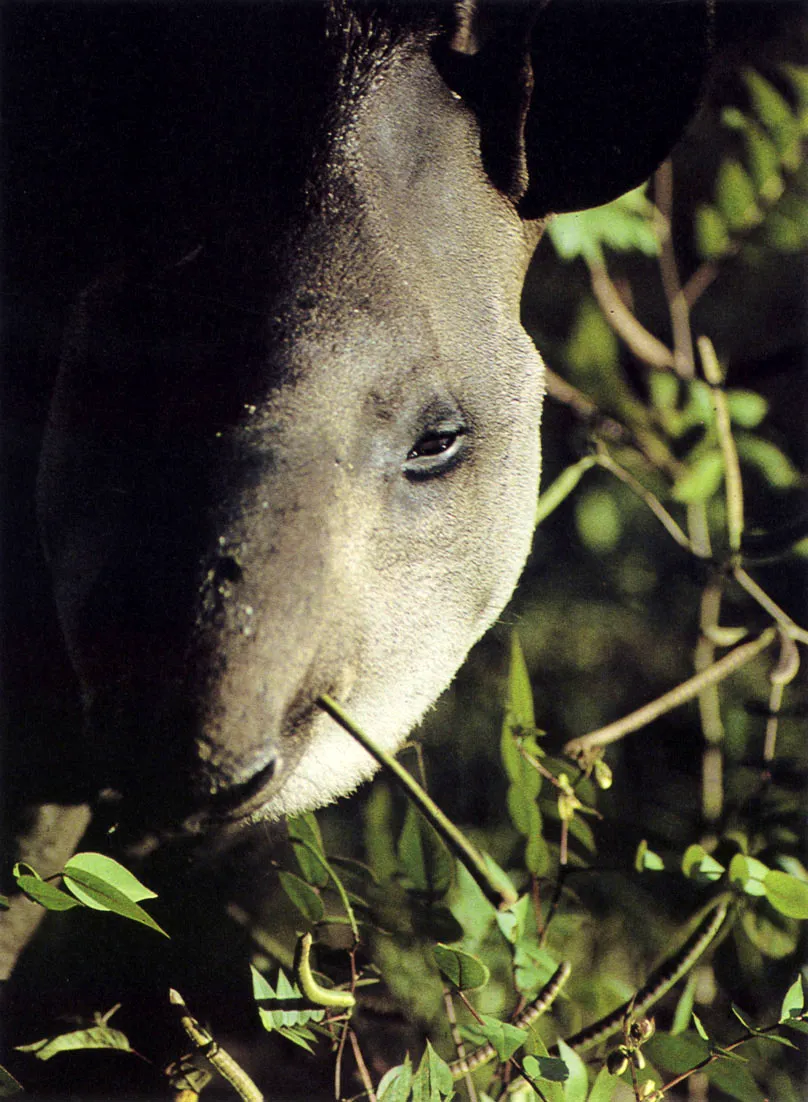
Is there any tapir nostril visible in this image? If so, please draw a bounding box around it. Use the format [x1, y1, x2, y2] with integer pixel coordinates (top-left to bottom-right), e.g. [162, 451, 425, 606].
[213, 556, 244, 584]
[210, 754, 280, 814]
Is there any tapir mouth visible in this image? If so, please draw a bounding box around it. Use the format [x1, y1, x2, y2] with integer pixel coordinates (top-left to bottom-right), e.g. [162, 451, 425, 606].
[205, 754, 282, 821]
[195, 690, 329, 827]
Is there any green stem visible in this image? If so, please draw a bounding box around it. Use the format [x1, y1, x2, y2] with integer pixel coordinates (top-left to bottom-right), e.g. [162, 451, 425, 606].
[733, 565, 808, 644]
[564, 628, 777, 759]
[317, 695, 518, 908]
[593, 448, 698, 555]
[534, 456, 597, 528]
[698, 336, 744, 553]
[292, 838, 359, 943]
[448, 962, 571, 1080]
[556, 897, 732, 1054]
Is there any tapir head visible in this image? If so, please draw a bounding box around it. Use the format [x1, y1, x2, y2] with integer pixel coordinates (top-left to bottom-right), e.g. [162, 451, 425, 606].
[37, 0, 711, 837]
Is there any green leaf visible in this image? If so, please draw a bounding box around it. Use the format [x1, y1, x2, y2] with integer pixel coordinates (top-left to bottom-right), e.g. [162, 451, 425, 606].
[288, 812, 330, 888]
[682, 844, 725, 884]
[64, 853, 157, 902]
[716, 160, 760, 231]
[513, 944, 561, 1001]
[495, 894, 531, 945]
[0, 1065, 23, 1097]
[764, 870, 808, 918]
[15, 876, 80, 911]
[61, 869, 167, 936]
[523, 1053, 569, 1083]
[726, 390, 768, 428]
[567, 813, 597, 855]
[671, 972, 698, 1036]
[742, 124, 783, 200]
[744, 69, 802, 165]
[730, 1003, 755, 1031]
[412, 1041, 454, 1102]
[253, 965, 326, 1032]
[672, 452, 725, 505]
[15, 1027, 133, 1061]
[782, 62, 808, 126]
[635, 840, 664, 873]
[721, 106, 748, 131]
[0, 896, 9, 911]
[397, 803, 453, 899]
[587, 1065, 620, 1102]
[378, 1056, 413, 1102]
[764, 211, 808, 253]
[729, 854, 769, 897]
[548, 185, 659, 264]
[706, 1056, 766, 1102]
[525, 827, 552, 877]
[783, 1018, 808, 1037]
[692, 1012, 710, 1042]
[566, 299, 619, 379]
[465, 1015, 527, 1063]
[479, 853, 518, 909]
[557, 1039, 587, 1102]
[695, 204, 731, 260]
[574, 488, 621, 554]
[433, 944, 490, 992]
[735, 435, 801, 488]
[522, 1033, 565, 1102]
[779, 975, 806, 1022]
[275, 1024, 319, 1053]
[13, 862, 41, 880]
[507, 784, 540, 837]
[279, 871, 324, 923]
[506, 631, 536, 733]
[649, 371, 680, 414]
[364, 783, 400, 882]
[741, 906, 799, 959]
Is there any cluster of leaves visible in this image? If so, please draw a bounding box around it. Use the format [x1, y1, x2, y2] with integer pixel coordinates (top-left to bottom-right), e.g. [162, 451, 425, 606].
[696, 66, 808, 260]
[4, 851, 166, 936]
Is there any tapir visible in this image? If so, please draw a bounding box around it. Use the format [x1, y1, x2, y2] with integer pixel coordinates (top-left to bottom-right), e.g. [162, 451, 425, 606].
[2, 0, 711, 975]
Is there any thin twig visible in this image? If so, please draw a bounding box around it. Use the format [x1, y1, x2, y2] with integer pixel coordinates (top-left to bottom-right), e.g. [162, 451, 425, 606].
[449, 963, 571, 1080]
[348, 1029, 377, 1102]
[555, 898, 732, 1055]
[687, 502, 713, 561]
[733, 565, 808, 643]
[317, 695, 518, 907]
[586, 258, 676, 371]
[443, 989, 478, 1102]
[661, 1016, 784, 1095]
[543, 367, 599, 419]
[683, 260, 721, 308]
[170, 990, 263, 1102]
[593, 447, 699, 555]
[654, 161, 695, 378]
[763, 631, 801, 766]
[564, 628, 777, 759]
[698, 336, 744, 553]
[696, 578, 726, 824]
[334, 1014, 351, 1100]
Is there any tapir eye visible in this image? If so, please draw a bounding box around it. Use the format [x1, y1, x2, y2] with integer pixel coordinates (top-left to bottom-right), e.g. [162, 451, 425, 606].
[403, 424, 467, 478]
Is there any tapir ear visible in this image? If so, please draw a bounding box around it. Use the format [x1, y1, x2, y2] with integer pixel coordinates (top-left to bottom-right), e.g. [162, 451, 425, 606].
[436, 0, 713, 217]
